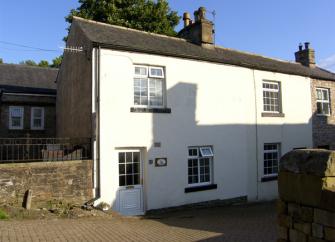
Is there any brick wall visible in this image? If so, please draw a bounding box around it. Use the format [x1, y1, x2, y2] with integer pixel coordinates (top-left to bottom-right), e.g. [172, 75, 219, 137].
[0, 160, 93, 208]
[277, 149, 335, 242]
[311, 79, 335, 149]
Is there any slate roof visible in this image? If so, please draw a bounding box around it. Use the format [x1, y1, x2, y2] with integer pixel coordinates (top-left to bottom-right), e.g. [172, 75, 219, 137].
[0, 63, 58, 90]
[73, 17, 335, 81]
[0, 85, 56, 95]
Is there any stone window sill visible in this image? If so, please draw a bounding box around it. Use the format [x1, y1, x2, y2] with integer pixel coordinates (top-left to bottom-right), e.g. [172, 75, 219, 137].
[261, 112, 285, 118]
[130, 107, 171, 113]
[185, 184, 217, 193]
[261, 176, 278, 182]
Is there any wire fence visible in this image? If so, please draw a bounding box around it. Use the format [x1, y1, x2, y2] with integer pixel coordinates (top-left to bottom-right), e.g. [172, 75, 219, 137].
[0, 138, 91, 163]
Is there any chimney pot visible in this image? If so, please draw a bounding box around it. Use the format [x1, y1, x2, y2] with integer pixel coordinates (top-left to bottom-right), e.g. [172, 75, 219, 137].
[198, 7, 206, 20]
[194, 10, 199, 22]
[304, 42, 310, 49]
[183, 12, 191, 27]
[299, 43, 303, 51]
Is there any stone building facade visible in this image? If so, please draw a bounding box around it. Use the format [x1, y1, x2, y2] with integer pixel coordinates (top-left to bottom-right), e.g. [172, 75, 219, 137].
[311, 78, 335, 150]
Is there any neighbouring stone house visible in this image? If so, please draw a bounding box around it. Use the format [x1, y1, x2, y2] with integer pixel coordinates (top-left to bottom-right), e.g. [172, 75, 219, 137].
[56, 7, 335, 215]
[294, 43, 335, 150]
[0, 63, 58, 138]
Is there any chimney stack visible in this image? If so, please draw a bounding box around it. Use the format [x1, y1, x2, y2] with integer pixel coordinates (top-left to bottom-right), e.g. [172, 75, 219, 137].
[295, 42, 316, 68]
[178, 7, 214, 48]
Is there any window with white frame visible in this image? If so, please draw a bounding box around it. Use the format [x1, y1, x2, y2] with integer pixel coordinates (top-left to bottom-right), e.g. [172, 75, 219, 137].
[9, 106, 24, 130]
[188, 146, 213, 185]
[263, 81, 281, 113]
[263, 143, 280, 176]
[316, 88, 330, 115]
[31, 107, 44, 130]
[134, 65, 165, 107]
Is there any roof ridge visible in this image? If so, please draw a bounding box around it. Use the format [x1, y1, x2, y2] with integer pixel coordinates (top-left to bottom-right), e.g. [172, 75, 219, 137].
[214, 45, 300, 65]
[72, 16, 187, 43]
[0, 63, 59, 71]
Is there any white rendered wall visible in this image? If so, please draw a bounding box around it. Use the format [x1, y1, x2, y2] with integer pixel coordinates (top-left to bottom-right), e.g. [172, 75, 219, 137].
[95, 48, 313, 210]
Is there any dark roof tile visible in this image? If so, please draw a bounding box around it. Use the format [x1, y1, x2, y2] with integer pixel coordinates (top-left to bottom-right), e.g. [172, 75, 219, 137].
[0, 64, 58, 89]
[73, 17, 335, 81]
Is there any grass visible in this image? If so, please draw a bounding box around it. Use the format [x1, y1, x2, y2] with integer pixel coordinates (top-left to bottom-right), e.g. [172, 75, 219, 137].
[0, 209, 9, 220]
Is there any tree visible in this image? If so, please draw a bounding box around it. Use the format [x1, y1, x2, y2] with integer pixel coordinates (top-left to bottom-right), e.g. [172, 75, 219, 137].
[50, 55, 63, 68]
[38, 60, 50, 67]
[66, 0, 180, 37]
[19, 60, 37, 66]
[0, 58, 3, 64]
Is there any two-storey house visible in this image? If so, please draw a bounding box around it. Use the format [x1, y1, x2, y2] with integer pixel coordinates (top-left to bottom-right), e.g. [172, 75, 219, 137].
[56, 7, 335, 215]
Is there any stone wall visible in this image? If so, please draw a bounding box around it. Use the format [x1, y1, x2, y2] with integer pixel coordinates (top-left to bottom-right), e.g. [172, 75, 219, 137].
[277, 149, 335, 242]
[0, 160, 93, 208]
[311, 79, 335, 149]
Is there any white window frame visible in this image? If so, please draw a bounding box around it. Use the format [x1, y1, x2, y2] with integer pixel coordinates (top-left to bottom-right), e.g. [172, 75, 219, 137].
[133, 65, 165, 108]
[149, 66, 165, 78]
[30, 107, 45, 130]
[187, 146, 213, 187]
[262, 81, 281, 113]
[316, 88, 331, 116]
[9, 106, 24, 130]
[263, 143, 281, 177]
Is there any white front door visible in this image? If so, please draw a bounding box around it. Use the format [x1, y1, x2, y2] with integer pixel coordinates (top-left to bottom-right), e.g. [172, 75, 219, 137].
[117, 150, 144, 216]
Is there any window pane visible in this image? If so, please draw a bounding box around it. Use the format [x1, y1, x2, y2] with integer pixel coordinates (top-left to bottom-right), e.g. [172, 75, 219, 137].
[119, 176, 126, 186]
[323, 103, 330, 115]
[133, 174, 140, 185]
[119, 164, 125, 175]
[133, 152, 140, 163]
[150, 68, 164, 77]
[126, 152, 132, 163]
[119, 152, 125, 163]
[149, 78, 163, 106]
[33, 108, 42, 118]
[134, 78, 148, 105]
[33, 118, 42, 128]
[135, 66, 147, 76]
[11, 117, 21, 127]
[323, 90, 329, 100]
[126, 175, 133, 185]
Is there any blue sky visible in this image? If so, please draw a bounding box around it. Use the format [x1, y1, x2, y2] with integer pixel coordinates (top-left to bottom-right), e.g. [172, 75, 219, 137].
[1, 0, 334, 71]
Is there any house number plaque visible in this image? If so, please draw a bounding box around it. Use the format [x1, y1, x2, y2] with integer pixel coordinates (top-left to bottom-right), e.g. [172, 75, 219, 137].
[155, 158, 167, 167]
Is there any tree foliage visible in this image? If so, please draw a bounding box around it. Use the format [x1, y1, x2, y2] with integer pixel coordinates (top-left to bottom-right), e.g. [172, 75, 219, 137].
[38, 60, 50, 67]
[66, 0, 180, 36]
[0, 58, 3, 64]
[50, 55, 63, 68]
[19, 60, 38, 66]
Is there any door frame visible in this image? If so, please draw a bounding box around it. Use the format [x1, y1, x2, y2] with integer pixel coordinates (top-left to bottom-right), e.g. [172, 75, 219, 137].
[115, 148, 146, 215]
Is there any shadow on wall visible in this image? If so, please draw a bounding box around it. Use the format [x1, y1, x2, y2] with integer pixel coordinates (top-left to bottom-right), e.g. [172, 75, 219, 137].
[147, 82, 314, 207]
[311, 110, 335, 150]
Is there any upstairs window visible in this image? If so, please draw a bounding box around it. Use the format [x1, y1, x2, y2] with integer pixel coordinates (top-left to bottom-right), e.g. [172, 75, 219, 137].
[134, 65, 165, 108]
[263, 81, 281, 113]
[9, 106, 24, 130]
[316, 88, 330, 116]
[31, 107, 45, 130]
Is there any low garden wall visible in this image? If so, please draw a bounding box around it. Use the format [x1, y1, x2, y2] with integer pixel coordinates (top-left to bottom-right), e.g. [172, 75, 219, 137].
[0, 160, 93, 208]
[278, 149, 335, 242]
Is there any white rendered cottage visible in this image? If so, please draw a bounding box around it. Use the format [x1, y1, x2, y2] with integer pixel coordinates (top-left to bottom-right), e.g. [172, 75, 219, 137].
[56, 7, 335, 215]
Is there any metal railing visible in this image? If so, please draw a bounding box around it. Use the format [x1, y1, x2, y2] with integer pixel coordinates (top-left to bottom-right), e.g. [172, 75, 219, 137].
[0, 138, 92, 163]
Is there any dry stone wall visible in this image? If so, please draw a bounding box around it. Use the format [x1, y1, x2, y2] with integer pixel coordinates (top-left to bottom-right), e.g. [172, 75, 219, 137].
[278, 149, 335, 242]
[0, 160, 93, 208]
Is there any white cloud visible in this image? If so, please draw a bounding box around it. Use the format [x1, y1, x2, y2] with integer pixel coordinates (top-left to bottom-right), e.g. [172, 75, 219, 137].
[319, 54, 335, 72]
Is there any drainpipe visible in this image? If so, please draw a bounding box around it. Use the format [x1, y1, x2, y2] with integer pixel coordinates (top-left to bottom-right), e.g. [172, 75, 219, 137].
[95, 46, 101, 199]
[252, 70, 259, 201]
